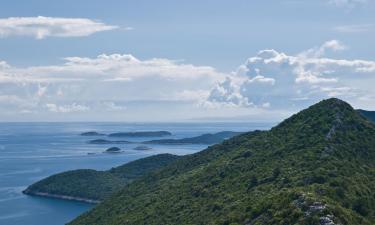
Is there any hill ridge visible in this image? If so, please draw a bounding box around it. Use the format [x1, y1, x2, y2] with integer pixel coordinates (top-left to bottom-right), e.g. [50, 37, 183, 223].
[70, 98, 375, 225]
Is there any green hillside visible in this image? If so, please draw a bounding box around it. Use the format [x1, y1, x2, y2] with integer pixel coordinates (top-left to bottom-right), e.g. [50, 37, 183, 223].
[70, 98, 375, 225]
[23, 154, 179, 202]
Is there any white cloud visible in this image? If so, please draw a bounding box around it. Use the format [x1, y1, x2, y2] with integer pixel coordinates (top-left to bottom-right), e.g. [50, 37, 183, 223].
[334, 24, 373, 33]
[299, 40, 347, 58]
[328, 0, 368, 7]
[204, 40, 375, 109]
[101, 101, 127, 111]
[0, 42, 375, 120]
[0, 16, 119, 39]
[45, 103, 89, 113]
[205, 77, 252, 108]
[0, 54, 225, 115]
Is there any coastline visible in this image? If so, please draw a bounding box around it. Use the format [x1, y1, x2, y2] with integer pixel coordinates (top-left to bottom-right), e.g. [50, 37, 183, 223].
[23, 190, 100, 204]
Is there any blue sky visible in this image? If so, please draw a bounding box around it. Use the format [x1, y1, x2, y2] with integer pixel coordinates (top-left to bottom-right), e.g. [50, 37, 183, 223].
[0, 0, 374, 121]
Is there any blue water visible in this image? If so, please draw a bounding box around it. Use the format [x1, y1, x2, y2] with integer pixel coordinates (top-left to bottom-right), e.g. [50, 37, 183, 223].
[0, 122, 273, 225]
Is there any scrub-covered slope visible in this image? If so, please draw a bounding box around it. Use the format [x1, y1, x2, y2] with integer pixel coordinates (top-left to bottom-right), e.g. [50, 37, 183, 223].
[23, 154, 179, 202]
[70, 98, 375, 225]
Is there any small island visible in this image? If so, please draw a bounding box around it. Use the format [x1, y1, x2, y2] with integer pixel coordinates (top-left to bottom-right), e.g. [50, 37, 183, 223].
[105, 147, 122, 153]
[88, 139, 131, 144]
[108, 131, 172, 137]
[80, 131, 105, 136]
[133, 145, 152, 151]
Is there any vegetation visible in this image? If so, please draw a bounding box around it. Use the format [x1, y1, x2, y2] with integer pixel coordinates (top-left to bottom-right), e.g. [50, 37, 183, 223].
[144, 131, 243, 145]
[70, 98, 375, 225]
[108, 131, 172, 137]
[23, 154, 179, 201]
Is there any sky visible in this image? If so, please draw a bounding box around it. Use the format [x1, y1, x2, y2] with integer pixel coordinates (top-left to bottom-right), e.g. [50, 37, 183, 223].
[0, 0, 374, 122]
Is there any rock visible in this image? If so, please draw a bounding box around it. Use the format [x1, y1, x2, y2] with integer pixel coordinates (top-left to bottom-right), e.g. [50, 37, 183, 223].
[320, 215, 336, 225]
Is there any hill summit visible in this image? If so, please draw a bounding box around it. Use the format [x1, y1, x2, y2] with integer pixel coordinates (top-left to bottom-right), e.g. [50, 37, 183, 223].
[70, 98, 375, 225]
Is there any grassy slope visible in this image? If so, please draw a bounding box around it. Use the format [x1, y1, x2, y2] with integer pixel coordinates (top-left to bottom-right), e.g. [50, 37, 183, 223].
[70, 98, 375, 225]
[23, 154, 179, 201]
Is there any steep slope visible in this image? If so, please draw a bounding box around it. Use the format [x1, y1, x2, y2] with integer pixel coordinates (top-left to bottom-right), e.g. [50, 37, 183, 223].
[70, 98, 375, 225]
[23, 154, 179, 202]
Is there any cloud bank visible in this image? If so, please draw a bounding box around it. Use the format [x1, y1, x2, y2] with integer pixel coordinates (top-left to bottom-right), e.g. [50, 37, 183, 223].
[0, 40, 375, 121]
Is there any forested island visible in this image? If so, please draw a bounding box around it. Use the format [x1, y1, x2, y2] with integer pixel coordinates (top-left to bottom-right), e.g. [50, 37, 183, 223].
[23, 154, 179, 202]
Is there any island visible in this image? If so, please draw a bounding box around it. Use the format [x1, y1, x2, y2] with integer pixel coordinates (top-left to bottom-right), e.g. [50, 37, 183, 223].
[23, 154, 180, 202]
[143, 131, 243, 145]
[88, 139, 132, 144]
[108, 131, 172, 137]
[80, 131, 105, 136]
[104, 147, 122, 153]
[133, 145, 152, 151]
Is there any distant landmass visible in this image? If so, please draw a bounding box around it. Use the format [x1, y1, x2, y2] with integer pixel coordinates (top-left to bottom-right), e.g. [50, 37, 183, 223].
[70, 99, 375, 225]
[133, 145, 152, 150]
[104, 147, 122, 153]
[87, 139, 132, 144]
[143, 131, 243, 145]
[23, 154, 179, 203]
[108, 131, 172, 137]
[87, 131, 242, 145]
[357, 109, 375, 123]
[80, 131, 105, 136]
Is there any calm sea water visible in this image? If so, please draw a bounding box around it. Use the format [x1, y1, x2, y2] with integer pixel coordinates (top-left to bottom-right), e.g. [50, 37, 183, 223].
[0, 122, 273, 225]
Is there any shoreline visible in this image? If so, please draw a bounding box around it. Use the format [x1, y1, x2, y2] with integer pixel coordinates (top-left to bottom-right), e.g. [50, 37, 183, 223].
[23, 190, 100, 204]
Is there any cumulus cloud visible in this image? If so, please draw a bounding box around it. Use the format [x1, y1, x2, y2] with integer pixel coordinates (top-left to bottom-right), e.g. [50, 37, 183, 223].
[204, 40, 375, 109]
[0, 54, 225, 115]
[0, 54, 223, 84]
[1, 42, 375, 120]
[0, 16, 119, 39]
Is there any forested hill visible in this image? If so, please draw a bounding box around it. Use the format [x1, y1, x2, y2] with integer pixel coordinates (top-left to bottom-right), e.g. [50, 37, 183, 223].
[70, 98, 375, 225]
[23, 154, 179, 202]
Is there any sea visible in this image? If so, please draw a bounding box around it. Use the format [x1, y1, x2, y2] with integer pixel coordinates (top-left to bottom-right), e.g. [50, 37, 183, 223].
[0, 122, 273, 225]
